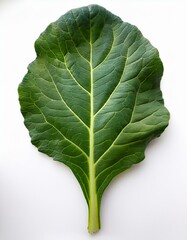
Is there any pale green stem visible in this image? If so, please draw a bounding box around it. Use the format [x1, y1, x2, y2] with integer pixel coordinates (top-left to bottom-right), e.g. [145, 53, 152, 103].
[88, 191, 100, 233]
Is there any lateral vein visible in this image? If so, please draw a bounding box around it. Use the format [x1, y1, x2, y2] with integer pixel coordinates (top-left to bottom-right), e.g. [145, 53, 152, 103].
[95, 70, 153, 166]
[33, 102, 89, 159]
[44, 64, 89, 130]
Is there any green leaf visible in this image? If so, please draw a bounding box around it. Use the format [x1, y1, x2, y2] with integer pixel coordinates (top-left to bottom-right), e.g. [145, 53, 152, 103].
[18, 4, 170, 233]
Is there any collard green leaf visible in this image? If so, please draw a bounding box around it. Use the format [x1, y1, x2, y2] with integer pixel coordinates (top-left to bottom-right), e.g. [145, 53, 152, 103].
[18, 4, 170, 233]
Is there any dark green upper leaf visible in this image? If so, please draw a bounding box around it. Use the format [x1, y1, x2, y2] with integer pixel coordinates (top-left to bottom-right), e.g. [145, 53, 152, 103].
[18, 4, 169, 233]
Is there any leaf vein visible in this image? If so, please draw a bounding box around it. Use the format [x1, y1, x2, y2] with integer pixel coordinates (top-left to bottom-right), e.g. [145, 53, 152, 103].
[95, 70, 154, 165]
[44, 63, 89, 129]
[33, 102, 89, 158]
[94, 30, 143, 117]
[93, 30, 114, 70]
[94, 55, 128, 117]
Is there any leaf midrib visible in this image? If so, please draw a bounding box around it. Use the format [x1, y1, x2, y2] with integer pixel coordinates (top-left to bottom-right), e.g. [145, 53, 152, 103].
[88, 11, 99, 229]
[89, 20, 95, 197]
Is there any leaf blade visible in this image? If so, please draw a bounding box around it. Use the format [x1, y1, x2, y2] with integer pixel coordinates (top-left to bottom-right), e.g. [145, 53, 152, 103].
[18, 4, 170, 233]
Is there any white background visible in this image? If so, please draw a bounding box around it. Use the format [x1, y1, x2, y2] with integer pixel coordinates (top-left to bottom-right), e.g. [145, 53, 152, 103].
[1, 0, 187, 239]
